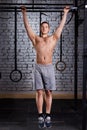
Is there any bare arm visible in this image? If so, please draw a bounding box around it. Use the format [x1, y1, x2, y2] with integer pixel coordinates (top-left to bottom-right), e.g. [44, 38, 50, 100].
[21, 6, 36, 46]
[53, 6, 70, 40]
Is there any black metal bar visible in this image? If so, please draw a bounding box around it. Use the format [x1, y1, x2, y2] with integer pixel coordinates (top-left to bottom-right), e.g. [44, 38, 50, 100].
[82, 1, 87, 130]
[14, 7, 17, 70]
[0, 3, 73, 6]
[0, 7, 65, 9]
[60, 12, 63, 61]
[73, 0, 78, 110]
[39, 12, 42, 36]
[0, 3, 73, 12]
[82, 69, 87, 130]
[0, 6, 72, 10]
[0, 10, 66, 12]
[0, 4, 73, 11]
[0, 7, 72, 12]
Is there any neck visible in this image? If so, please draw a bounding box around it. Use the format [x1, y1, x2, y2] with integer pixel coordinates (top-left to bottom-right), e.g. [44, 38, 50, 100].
[41, 34, 48, 38]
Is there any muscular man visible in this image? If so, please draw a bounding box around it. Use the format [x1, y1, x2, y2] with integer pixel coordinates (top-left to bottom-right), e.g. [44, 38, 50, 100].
[21, 6, 69, 128]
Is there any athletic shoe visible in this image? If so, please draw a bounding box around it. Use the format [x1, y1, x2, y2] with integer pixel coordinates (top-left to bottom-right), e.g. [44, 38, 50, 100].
[38, 116, 45, 128]
[45, 116, 52, 128]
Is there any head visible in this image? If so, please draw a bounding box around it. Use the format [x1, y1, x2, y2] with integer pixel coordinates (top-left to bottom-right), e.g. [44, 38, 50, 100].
[40, 21, 50, 36]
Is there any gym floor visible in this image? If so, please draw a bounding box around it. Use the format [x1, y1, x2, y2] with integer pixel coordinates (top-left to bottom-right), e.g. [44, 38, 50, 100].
[0, 99, 86, 130]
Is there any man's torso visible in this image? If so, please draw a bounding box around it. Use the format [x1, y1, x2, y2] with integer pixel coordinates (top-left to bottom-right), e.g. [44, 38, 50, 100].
[34, 35, 57, 64]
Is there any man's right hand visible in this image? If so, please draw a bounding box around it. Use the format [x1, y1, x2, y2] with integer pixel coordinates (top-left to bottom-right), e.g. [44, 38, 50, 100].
[64, 6, 70, 14]
[21, 6, 26, 13]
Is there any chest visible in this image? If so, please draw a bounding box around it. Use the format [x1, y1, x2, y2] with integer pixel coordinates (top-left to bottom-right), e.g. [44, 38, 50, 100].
[36, 37, 52, 47]
[36, 39, 52, 50]
[35, 36, 56, 52]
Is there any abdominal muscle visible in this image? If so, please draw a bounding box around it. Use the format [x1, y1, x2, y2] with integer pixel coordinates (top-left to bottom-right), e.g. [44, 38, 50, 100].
[36, 51, 53, 65]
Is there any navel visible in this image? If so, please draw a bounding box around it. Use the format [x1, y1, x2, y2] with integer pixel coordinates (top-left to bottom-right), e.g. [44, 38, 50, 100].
[44, 57, 45, 60]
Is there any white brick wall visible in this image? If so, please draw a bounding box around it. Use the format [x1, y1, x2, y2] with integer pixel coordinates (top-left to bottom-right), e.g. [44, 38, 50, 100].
[0, 0, 85, 94]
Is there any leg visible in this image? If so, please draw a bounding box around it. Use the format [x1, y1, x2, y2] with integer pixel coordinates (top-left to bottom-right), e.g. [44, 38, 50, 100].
[36, 89, 44, 114]
[45, 90, 52, 114]
[44, 90, 52, 128]
[36, 90, 45, 128]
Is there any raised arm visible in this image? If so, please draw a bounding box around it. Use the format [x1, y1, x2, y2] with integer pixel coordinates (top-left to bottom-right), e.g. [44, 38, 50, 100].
[21, 6, 36, 46]
[53, 6, 70, 40]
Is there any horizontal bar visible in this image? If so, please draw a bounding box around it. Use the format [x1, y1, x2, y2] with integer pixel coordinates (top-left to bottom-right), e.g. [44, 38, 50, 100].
[0, 3, 73, 6]
[0, 6, 68, 10]
[0, 9, 63, 12]
[0, 3, 74, 12]
[0, 5, 74, 12]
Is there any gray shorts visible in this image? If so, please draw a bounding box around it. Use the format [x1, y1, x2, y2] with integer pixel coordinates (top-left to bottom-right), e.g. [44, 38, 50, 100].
[34, 64, 56, 90]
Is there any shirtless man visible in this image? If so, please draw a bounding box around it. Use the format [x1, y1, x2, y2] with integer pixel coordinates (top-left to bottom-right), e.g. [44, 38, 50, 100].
[21, 6, 69, 128]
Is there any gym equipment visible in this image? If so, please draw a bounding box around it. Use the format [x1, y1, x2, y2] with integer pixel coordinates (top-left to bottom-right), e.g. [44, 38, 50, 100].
[10, 7, 22, 82]
[56, 12, 66, 72]
[0, 3, 75, 12]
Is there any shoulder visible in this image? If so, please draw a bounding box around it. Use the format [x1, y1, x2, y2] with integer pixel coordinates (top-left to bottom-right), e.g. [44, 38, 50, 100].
[34, 35, 42, 45]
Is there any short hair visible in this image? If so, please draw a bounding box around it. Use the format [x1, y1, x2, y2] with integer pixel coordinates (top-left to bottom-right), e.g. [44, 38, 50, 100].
[40, 21, 50, 27]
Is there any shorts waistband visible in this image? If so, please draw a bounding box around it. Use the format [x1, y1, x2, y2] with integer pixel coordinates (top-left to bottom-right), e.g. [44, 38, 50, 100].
[35, 63, 53, 67]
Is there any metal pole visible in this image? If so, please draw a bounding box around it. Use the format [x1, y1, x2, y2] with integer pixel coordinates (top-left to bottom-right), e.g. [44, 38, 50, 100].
[0, 10, 65, 12]
[0, 3, 73, 12]
[73, 0, 78, 110]
[39, 12, 42, 36]
[14, 7, 17, 70]
[82, 1, 87, 130]
[0, 3, 72, 6]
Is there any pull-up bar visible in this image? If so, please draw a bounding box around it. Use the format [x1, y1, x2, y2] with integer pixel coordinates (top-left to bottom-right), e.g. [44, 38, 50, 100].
[0, 3, 77, 12]
[0, 3, 73, 6]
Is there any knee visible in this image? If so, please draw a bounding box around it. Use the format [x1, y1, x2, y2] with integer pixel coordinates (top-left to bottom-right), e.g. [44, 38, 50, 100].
[45, 90, 52, 97]
[36, 90, 43, 97]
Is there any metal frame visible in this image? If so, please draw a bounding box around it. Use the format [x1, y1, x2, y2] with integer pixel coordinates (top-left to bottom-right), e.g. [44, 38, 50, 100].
[73, 0, 78, 110]
[0, 3, 73, 12]
[82, 1, 87, 130]
[73, 1, 87, 130]
[0, 3, 72, 5]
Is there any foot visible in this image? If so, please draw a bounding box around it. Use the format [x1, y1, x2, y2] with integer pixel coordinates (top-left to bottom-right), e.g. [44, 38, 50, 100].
[38, 116, 45, 129]
[45, 116, 52, 128]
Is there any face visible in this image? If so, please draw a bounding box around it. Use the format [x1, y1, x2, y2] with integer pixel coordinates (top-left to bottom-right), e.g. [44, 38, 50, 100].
[40, 23, 50, 35]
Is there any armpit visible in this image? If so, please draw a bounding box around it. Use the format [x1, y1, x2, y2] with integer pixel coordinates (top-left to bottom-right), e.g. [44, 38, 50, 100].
[52, 33, 59, 41]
